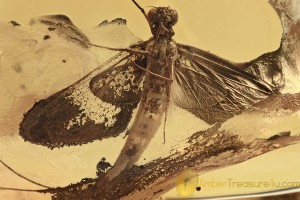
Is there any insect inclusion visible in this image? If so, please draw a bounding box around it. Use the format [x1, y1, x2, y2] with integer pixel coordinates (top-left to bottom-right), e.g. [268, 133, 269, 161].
[17, 0, 279, 183]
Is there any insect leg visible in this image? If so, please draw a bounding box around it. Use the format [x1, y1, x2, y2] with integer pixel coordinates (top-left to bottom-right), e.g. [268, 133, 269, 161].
[0, 187, 47, 192]
[87, 41, 151, 55]
[163, 55, 175, 144]
[163, 105, 168, 144]
[0, 160, 52, 189]
[103, 61, 171, 82]
[71, 37, 151, 55]
[132, 62, 172, 82]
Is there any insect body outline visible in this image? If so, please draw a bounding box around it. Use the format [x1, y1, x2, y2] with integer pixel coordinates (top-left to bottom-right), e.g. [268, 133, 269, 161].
[1, 0, 279, 189]
[105, 8, 179, 179]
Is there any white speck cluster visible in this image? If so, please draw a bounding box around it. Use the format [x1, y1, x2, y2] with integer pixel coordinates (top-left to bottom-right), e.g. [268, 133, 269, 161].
[66, 81, 121, 129]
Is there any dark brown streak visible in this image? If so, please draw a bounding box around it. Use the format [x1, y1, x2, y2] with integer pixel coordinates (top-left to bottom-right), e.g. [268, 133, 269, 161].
[0, 160, 52, 189]
[0, 187, 48, 192]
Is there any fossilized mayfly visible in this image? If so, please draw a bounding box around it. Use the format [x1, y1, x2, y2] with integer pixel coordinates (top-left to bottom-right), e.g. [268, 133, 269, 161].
[3, 0, 281, 184]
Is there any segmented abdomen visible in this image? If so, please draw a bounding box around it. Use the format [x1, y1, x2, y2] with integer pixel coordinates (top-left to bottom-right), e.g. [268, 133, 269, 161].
[105, 37, 178, 180]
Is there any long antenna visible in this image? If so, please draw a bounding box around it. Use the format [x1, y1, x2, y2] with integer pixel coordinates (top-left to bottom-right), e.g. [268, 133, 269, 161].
[0, 160, 52, 189]
[132, 0, 151, 30]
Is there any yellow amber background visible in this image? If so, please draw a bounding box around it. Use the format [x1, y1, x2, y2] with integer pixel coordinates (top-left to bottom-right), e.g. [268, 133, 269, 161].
[0, 0, 299, 199]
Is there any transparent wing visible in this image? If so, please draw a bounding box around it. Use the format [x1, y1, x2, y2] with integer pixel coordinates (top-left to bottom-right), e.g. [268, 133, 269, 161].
[0, 15, 104, 137]
[172, 44, 274, 124]
[0, 14, 144, 148]
[0, 16, 99, 99]
[20, 52, 146, 149]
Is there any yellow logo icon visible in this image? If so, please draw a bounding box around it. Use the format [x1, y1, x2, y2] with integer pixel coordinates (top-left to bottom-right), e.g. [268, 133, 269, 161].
[176, 168, 199, 197]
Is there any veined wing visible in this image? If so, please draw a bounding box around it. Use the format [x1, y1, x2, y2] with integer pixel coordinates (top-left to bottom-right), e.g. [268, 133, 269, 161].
[20, 51, 146, 149]
[172, 44, 274, 124]
[90, 55, 145, 104]
[0, 16, 99, 99]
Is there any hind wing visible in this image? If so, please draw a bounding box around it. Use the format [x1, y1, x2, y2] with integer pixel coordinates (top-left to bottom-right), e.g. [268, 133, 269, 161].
[172, 44, 273, 124]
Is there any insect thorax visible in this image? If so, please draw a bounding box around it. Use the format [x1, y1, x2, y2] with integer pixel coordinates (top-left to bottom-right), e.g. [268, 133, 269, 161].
[145, 37, 178, 73]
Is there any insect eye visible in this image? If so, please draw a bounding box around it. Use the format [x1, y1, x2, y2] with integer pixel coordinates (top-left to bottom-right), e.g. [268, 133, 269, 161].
[166, 21, 172, 28]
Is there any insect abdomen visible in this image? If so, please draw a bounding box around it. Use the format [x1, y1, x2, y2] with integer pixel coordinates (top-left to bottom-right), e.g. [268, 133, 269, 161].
[105, 37, 178, 180]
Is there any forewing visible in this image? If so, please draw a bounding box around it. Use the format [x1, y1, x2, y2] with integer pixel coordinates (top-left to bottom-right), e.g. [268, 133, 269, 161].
[173, 44, 273, 124]
[90, 59, 145, 104]
[0, 15, 145, 148]
[20, 51, 146, 149]
[0, 16, 99, 99]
